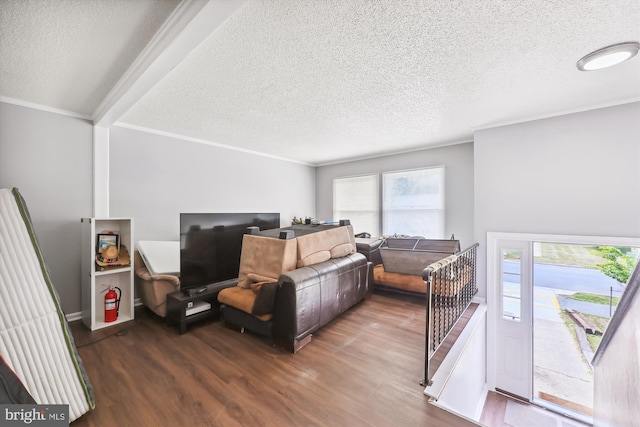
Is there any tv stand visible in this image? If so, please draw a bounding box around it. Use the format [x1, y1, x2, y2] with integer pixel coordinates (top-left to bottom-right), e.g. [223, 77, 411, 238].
[186, 286, 209, 297]
[166, 279, 237, 334]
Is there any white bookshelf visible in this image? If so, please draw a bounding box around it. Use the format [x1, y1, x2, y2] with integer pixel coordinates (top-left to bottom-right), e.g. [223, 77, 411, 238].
[81, 218, 134, 330]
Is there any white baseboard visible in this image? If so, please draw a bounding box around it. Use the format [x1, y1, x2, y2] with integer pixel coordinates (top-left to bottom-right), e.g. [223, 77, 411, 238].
[474, 384, 490, 421]
[66, 311, 82, 322]
[65, 298, 143, 323]
[472, 296, 486, 305]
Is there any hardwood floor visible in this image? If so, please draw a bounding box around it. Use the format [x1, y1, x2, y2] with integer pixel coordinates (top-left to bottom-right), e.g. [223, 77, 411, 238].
[480, 391, 592, 427]
[480, 391, 509, 427]
[69, 292, 478, 426]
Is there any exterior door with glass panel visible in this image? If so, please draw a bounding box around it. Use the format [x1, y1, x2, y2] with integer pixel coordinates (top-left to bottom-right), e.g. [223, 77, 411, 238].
[494, 239, 533, 400]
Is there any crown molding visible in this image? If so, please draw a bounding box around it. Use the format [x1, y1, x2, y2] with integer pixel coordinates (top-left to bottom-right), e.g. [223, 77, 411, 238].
[472, 98, 640, 132]
[0, 96, 92, 121]
[113, 122, 314, 167]
[316, 138, 473, 167]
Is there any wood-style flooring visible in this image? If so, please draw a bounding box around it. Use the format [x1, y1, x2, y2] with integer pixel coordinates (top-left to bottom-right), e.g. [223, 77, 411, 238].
[479, 391, 592, 427]
[481, 391, 510, 426]
[69, 292, 478, 426]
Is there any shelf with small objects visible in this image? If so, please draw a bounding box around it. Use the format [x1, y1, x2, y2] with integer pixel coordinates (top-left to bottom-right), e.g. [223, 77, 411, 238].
[81, 218, 134, 330]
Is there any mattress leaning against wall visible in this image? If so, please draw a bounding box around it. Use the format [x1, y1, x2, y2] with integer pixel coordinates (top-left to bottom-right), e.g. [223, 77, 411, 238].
[0, 188, 95, 421]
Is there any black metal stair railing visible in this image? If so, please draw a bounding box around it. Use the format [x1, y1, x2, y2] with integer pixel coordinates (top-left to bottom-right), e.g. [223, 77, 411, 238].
[421, 243, 479, 387]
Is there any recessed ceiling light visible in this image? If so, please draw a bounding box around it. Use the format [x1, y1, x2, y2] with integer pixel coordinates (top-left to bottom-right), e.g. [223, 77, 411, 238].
[577, 42, 640, 71]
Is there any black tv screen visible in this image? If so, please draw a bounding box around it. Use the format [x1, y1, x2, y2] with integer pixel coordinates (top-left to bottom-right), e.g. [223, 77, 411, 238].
[179, 213, 280, 291]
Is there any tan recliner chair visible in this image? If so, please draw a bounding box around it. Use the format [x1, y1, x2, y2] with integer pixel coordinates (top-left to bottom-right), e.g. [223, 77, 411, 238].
[134, 251, 180, 317]
[217, 234, 298, 321]
[218, 225, 357, 322]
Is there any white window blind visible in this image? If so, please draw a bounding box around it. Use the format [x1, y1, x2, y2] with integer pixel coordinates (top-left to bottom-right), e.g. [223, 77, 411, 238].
[333, 174, 379, 235]
[382, 167, 445, 238]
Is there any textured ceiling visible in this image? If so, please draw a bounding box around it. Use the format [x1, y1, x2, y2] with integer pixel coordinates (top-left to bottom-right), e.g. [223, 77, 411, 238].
[0, 0, 180, 116]
[1, 0, 639, 165]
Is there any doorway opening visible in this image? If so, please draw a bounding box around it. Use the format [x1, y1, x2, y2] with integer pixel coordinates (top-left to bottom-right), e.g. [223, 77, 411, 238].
[488, 232, 640, 425]
[532, 242, 639, 419]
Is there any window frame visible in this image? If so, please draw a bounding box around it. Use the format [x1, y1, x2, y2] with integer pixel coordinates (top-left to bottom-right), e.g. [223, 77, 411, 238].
[332, 166, 445, 238]
[332, 173, 380, 235]
[381, 166, 445, 238]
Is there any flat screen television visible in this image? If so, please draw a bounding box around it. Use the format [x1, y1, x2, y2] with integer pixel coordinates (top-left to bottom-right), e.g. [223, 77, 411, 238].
[179, 213, 280, 294]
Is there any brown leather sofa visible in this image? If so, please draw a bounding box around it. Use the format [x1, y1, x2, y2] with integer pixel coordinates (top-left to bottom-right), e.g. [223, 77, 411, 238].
[373, 237, 461, 295]
[218, 223, 371, 352]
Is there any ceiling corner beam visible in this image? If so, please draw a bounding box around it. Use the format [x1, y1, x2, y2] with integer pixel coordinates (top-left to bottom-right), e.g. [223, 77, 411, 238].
[93, 0, 248, 127]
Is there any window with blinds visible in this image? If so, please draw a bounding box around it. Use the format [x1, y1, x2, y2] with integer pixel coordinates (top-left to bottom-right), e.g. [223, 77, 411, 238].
[382, 167, 445, 238]
[333, 167, 445, 238]
[333, 174, 380, 236]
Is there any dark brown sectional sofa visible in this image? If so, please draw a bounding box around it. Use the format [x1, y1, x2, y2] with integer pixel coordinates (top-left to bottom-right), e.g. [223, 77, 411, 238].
[218, 223, 371, 352]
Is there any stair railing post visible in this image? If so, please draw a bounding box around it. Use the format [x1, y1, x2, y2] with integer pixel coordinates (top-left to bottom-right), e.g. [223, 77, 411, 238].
[421, 266, 435, 387]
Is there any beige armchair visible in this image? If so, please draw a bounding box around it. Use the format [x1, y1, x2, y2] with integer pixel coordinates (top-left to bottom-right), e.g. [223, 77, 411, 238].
[134, 250, 180, 317]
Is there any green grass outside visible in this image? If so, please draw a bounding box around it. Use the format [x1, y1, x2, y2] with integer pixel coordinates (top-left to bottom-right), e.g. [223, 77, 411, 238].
[534, 242, 639, 271]
[568, 292, 619, 306]
[561, 310, 609, 353]
[586, 334, 601, 352]
[503, 250, 520, 260]
[582, 313, 609, 352]
[534, 243, 605, 267]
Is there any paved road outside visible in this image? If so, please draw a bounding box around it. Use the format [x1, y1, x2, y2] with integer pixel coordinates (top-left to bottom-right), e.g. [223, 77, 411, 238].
[534, 287, 593, 411]
[503, 259, 623, 318]
[503, 260, 625, 297]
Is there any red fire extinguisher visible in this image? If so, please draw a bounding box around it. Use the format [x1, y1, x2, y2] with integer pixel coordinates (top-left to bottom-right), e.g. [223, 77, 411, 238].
[104, 285, 121, 323]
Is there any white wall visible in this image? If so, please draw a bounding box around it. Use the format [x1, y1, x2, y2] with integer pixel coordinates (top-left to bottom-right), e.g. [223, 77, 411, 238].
[315, 142, 475, 249]
[431, 308, 487, 422]
[2, 100, 636, 317]
[109, 126, 316, 243]
[474, 102, 640, 298]
[0, 102, 93, 313]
